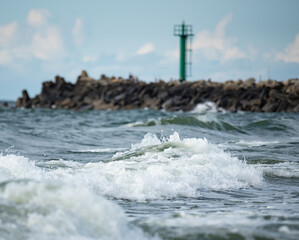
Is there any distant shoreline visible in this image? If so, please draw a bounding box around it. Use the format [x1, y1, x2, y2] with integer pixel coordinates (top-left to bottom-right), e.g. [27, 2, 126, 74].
[15, 71, 299, 112]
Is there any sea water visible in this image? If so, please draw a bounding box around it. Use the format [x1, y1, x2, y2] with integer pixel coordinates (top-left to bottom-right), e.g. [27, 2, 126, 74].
[0, 103, 298, 240]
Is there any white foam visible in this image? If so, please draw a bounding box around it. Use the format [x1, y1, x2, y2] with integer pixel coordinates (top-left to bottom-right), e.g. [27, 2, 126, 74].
[0, 133, 263, 202]
[191, 102, 225, 114]
[139, 210, 267, 239]
[69, 132, 263, 201]
[261, 162, 299, 178]
[73, 147, 127, 153]
[0, 154, 45, 182]
[122, 118, 160, 128]
[195, 112, 220, 123]
[0, 181, 156, 240]
[142, 209, 299, 238]
[236, 140, 279, 147]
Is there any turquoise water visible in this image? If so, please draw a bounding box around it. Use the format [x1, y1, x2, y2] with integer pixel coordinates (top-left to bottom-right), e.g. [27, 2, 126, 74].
[0, 104, 299, 240]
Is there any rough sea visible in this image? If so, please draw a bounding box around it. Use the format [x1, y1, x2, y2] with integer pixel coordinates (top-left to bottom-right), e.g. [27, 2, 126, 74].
[0, 102, 298, 240]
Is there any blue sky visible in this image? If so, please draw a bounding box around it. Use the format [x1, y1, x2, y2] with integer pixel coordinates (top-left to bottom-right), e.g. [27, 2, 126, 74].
[0, 0, 299, 100]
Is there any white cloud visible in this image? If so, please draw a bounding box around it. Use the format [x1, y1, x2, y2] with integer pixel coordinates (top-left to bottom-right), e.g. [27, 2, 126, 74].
[31, 26, 65, 60]
[0, 22, 18, 46]
[275, 33, 299, 63]
[0, 49, 13, 65]
[0, 22, 22, 66]
[27, 9, 50, 28]
[115, 51, 128, 62]
[193, 13, 247, 61]
[11, 45, 32, 60]
[72, 18, 85, 47]
[27, 9, 65, 60]
[159, 48, 179, 65]
[0, 9, 66, 68]
[136, 42, 155, 55]
[247, 45, 258, 61]
[83, 55, 98, 62]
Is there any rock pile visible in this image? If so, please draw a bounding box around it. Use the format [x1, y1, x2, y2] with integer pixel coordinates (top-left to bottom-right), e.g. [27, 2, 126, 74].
[16, 71, 299, 112]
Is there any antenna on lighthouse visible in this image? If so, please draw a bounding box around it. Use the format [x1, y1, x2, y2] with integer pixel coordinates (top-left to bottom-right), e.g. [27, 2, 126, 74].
[174, 21, 193, 82]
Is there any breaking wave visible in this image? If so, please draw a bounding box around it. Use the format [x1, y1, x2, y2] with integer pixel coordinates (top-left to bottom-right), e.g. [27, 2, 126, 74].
[70, 132, 263, 201]
[0, 153, 159, 240]
[0, 132, 263, 202]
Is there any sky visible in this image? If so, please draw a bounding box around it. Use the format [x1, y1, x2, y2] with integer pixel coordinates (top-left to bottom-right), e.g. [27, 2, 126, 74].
[0, 0, 299, 100]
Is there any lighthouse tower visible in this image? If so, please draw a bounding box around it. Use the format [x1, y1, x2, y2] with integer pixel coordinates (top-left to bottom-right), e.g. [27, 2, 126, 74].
[174, 22, 193, 82]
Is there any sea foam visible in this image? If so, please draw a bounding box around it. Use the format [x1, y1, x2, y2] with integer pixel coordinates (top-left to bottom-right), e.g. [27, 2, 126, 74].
[0, 181, 156, 240]
[0, 153, 158, 240]
[69, 132, 263, 201]
[191, 102, 226, 114]
[0, 133, 263, 202]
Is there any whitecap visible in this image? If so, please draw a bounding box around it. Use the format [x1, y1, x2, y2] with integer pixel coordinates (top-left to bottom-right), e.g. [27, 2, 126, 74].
[0, 154, 159, 240]
[191, 102, 226, 114]
[72, 147, 127, 153]
[121, 118, 160, 128]
[0, 154, 45, 183]
[236, 140, 279, 147]
[0, 181, 157, 240]
[69, 132, 263, 201]
[0, 134, 264, 201]
[260, 162, 299, 178]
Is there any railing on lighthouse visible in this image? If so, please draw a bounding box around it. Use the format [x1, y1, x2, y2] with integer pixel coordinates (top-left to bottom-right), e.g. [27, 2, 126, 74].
[174, 22, 193, 82]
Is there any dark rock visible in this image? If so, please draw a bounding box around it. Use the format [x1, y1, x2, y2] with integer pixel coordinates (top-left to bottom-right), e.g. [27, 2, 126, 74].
[262, 98, 278, 112]
[22, 90, 30, 102]
[15, 72, 299, 112]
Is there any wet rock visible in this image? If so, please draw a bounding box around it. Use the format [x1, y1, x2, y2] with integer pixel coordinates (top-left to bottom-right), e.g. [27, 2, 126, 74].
[22, 90, 30, 102]
[241, 78, 256, 89]
[16, 90, 31, 108]
[15, 72, 299, 112]
[61, 98, 76, 109]
[77, 70, 95, 82]
[2, 101, 8, 107]
[262, 98, 278, 112]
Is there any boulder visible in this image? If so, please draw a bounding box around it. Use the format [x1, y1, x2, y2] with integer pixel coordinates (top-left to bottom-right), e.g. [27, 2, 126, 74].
[77, 70, 95, 82]
[15, 72, 299, 112]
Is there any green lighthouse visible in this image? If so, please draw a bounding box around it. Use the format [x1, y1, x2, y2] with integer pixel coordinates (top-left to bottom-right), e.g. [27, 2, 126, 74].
[174, 22, 193, 82]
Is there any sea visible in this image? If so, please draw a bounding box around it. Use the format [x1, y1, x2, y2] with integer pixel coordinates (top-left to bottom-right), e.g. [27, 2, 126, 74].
[0, 101, 298, 240]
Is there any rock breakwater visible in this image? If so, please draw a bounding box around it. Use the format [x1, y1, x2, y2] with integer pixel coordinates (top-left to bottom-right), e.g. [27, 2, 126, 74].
[16, 71, 299, 112]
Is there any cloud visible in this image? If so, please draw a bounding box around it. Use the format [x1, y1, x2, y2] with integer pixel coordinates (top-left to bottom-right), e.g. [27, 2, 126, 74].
[0, 49, 13, 65]
[11, 45, 32, 60]
[83, 55, 98, 63]
[27, 9, 50, 28]
[0, 22, 21, 66]
[275, 33, 299, 63]
[0, 9, 66, 67]
[193, 13, 247, 61]
[0, 22, 18, 47]
[159, 48, 179, 65]
[31, 26, 65, 60]
[136, 42, 155, 55]
[115, 51, 128, 62]
[72, 18, 85, 47]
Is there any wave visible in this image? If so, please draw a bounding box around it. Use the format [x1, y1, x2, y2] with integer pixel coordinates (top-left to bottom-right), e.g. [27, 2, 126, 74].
[70, 147, 127, 153]
[260, 162, 299, 179]
[0, 154, 45, 183]
[124, 115, 245, 133]
[0, 180, 157, 240]
[0, 154, 158, 240]
[236, 140, 279, 147]
[191, 102, 226, 114]
[73, 132, 263, 201]
[0, 133, 263, 202]
[244, 119, 296, 133]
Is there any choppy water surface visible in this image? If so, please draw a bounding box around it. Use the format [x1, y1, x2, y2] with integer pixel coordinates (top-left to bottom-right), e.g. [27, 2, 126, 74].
[0, 103, 298, 240]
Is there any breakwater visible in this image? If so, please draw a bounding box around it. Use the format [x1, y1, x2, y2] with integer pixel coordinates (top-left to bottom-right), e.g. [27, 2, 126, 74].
[16, 71, 299, 112]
